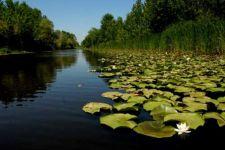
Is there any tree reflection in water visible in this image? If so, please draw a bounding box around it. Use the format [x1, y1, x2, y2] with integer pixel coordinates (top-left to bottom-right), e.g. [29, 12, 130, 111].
[0, 50, 77, 104]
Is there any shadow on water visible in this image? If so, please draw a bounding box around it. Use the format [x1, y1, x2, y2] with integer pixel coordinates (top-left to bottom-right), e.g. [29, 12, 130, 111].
[0, 50, 77, 104]
[0, 49, 224, 150]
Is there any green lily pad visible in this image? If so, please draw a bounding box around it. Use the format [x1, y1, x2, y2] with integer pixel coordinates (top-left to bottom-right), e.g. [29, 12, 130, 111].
[143, 101, 171, 111]
[99, 72, 115, 78]
[189, 92, 206, 98]
[127, 96, 147, 104]
[183, 97, 218, 106]
[101, 91, 122, 100]
[184, 102, 207, 112]
[204, 112, 225, 127]
[100, 113, 137, 129]
[163, 91, 174, 98]
[217, 103, 225, 111]
[142, 89, 163, 98]
[150, 104, 178, 120]
[218, 97, 225, 103]
[164, 113, 205, 129]
[134, 121, 176, 138]
[175, 86, 195, 93]
[207, 87, 225, 93]
[109, 82, 124, 89]
[170, 95, 180, 101]
[114, 103, 139, 112]
[82, 102, 112, 114]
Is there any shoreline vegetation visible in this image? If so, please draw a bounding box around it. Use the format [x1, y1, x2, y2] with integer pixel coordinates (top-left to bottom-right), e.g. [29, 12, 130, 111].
[82, 0, 225, 54]
[0, 0, 79, 53]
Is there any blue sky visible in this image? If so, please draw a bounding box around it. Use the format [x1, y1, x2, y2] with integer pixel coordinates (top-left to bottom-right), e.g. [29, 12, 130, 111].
[17, 0, 136, 43]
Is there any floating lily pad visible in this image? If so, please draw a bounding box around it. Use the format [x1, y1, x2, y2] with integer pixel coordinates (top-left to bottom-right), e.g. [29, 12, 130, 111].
[175, 86, 195, 93]
[150, 104, 178, 120]
[134, 121, 176, 138]
[204, 112, 225, 127]
[109, 82, 124, 89]
[99, 72, 115, 78]
[143, 101, 171, 111]
[114, 103, 139, 112]
[184, 102, 207, 112]
[207, 87, 225, 93]
[218, 97, 225, 103]
[217, 103, 225, 111]
[100, 113, 137, 129]
[164, 113, 205, 129]
[101, 91, 122, 100]
[183, 97, 218, 106]
[127, 96, 147, 104]
[189, 92, 206, 98]
[82, 102, 112, 114]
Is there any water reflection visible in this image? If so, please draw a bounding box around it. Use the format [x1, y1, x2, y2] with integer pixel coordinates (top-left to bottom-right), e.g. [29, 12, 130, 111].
[82, 50, 107, 68]
[0, 50, 77, 104]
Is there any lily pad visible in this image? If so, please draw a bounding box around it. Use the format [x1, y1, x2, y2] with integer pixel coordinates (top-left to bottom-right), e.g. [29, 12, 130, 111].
[114, 103, 139, 112]
[184, 102, 207, 112]
[175, 86, 195, 93]
[127, 96, 147, 104]
[99, 72, 115, 78]
[204, 112, 225, 127]
[143, 101, 171, 111]
[150, 104, 178, 120]
[100, 113, 137, 129]
[217, 103, 225, 111]
[218, 97, 225, 103]
[101, 91, 122, 100]
[134, 121, 176, 138]
[109, 82, 124, 89]
[82, 102, 112, 114]
[189, 92, 206, 98]
[207, 87, 225, 93]
[164, 113, 205, 129]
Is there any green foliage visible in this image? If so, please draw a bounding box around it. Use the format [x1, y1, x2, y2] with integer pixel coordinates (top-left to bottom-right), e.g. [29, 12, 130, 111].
[54, 30, 79, 50]
[0, 0, 79, 52]
[82, 0, 225, 53]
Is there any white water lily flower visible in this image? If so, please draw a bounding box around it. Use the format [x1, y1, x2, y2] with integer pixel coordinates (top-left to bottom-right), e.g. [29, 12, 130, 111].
[112, 65, 117, 70]
[175, 123, 191, 135]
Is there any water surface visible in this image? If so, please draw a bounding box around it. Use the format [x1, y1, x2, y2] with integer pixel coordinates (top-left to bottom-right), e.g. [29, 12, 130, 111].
[0, 50, 224, 150]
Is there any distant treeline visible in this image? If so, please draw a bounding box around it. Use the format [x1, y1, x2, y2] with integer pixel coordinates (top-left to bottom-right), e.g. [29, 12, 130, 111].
[82, 0, 225, 53]
[0, 0, 79, 52]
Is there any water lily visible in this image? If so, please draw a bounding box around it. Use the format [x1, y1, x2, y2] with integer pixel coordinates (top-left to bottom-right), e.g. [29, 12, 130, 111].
[186, 57, 191, 61]
[174, 123, 191, 135]
[112, 65, 117, 70]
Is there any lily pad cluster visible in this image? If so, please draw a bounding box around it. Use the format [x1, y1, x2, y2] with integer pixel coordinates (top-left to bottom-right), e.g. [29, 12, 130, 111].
[83, 50, 225, 138]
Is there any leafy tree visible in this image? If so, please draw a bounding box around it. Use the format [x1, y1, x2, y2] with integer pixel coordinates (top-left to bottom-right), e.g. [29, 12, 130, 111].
[54, 30, 79, 49]
[0, 0, 78, 51]
[125, 0, 146, 38]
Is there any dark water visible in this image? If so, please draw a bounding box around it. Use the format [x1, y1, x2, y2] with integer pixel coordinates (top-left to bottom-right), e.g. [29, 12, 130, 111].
[0, 49, 224, 150]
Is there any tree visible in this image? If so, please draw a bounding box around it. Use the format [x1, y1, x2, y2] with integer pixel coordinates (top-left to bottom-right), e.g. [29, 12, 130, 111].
[125, 0, 145, 38]
[34, 17, 55, 50]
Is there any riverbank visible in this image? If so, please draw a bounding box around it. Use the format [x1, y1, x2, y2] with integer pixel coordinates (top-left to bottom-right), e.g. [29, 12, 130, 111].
[0, 48, 33, 56]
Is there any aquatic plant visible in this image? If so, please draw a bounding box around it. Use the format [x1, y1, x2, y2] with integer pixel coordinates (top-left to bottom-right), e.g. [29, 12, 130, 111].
[83, 49, 225, 138]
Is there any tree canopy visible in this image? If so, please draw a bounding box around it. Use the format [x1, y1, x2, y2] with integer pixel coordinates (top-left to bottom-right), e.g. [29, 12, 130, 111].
[0, 0, 79, 51]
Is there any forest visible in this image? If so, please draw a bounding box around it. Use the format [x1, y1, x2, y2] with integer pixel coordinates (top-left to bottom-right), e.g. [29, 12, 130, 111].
[82, 0, 225, 53]
[0, 0, 79, 53]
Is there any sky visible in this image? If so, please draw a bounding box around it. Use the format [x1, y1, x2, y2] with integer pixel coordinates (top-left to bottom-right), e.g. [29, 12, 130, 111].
[17, 0, 136, 43]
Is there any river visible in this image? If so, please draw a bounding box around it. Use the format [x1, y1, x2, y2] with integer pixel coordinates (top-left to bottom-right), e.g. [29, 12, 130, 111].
[0, 49, 223, 150]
